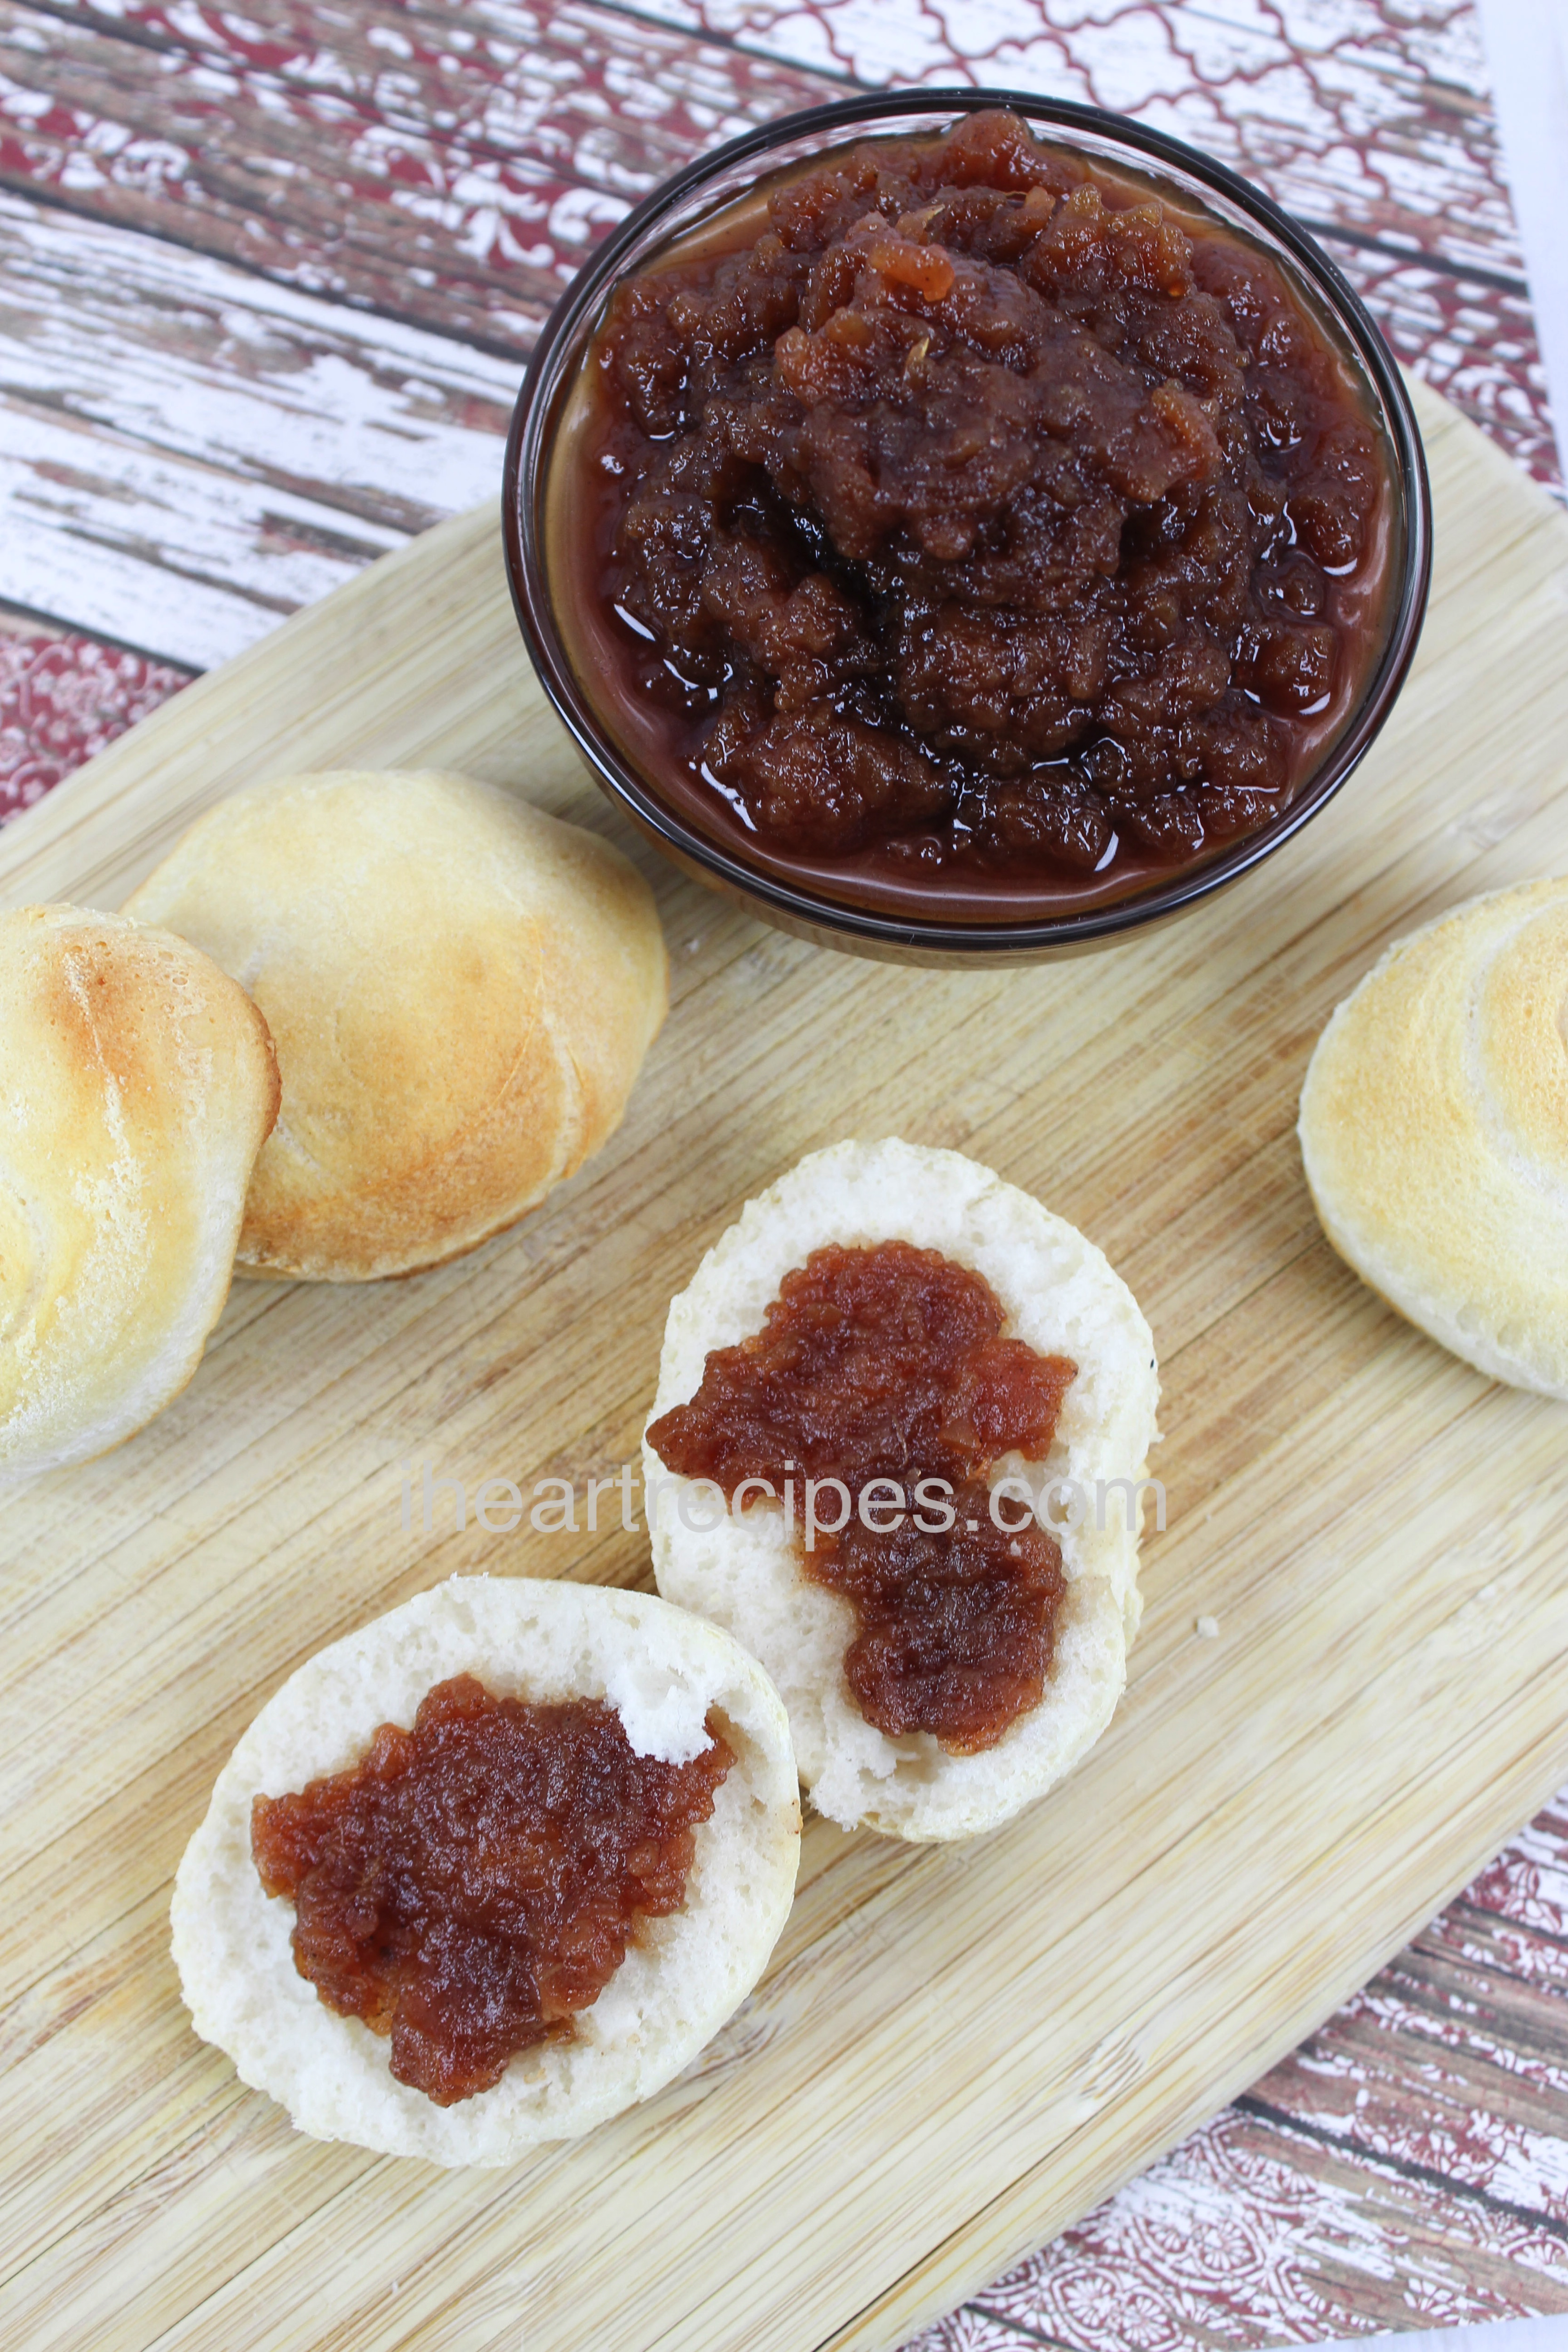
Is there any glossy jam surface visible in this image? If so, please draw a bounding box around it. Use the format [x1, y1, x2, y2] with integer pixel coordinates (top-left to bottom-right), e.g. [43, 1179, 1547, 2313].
[570, 110, 1389, 916]
[646, 1241, 1075, 1752]
[251, 1676, 732, 2106]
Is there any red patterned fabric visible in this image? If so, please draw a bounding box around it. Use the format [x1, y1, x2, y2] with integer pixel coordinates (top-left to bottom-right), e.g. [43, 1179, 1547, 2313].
[0, 631, 190, 823]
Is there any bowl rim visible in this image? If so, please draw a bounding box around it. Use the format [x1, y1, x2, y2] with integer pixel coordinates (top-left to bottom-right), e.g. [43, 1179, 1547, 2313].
[502, 85, 1433, 956]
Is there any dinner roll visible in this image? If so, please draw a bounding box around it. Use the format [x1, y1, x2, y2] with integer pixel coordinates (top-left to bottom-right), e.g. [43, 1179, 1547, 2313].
[172, 1574, 800, 2166]
[1298, 876, 1568, 1398]
[644, 1139, 1160, 1842]
[0, 903, 279, 1484]
[124, 770, 667, 1281]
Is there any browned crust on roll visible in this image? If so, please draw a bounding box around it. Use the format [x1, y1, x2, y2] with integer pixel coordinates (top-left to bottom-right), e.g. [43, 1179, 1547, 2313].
[124, 770, 668, 1282]
[1298, 875, 1568, 1398]
[0, 903, 280, 1480]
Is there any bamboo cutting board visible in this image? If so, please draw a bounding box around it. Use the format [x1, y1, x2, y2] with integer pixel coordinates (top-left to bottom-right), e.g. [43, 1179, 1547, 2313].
[1, 380, 1567, 2352]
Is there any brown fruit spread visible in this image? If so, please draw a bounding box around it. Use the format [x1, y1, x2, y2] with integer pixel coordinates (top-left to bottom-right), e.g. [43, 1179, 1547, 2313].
[554, 110, 1392, 921]
[251, 1675, 732, 2106]
[646, 1240, 1075, 1752]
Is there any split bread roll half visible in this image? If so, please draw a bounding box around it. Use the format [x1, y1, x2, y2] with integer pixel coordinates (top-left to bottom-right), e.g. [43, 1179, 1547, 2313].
[0, 903, 279, 1484]
[1299, 876, 1568, 1399]
[124, 769, 667, 1281]
[644, 1139, 1160, 1842]
[172, 1575, 800, 2166]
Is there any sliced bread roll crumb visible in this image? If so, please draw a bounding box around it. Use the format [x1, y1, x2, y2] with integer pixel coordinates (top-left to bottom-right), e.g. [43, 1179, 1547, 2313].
[171, 1575, 800, 2166]
[643, 1139, 1160, 1842]
[1298, 876, 1568, 1398]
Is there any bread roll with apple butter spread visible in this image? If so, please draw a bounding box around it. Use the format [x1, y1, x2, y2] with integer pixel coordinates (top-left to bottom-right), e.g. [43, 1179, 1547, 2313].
[644, 1139, 1160, 1842]
[124, 769, 667, 1281]
[1299, 876, 1568, 1398]
[172, 1575, 800, 2165]
[0, 903, 279, 1483]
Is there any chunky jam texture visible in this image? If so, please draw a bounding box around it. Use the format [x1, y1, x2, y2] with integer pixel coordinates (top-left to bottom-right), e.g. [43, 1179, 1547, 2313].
[591, 110, 1383, 884]
[251, 1676, 732, 2106]
[646, 1241, 1075, 1753]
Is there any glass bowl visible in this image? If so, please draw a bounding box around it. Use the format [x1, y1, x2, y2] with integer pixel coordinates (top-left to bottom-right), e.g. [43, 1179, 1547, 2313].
[502, 89, 1431, 965]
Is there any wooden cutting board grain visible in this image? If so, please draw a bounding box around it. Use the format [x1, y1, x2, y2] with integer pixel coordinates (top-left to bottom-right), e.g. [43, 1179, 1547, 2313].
[1, 380, 1566, 2352]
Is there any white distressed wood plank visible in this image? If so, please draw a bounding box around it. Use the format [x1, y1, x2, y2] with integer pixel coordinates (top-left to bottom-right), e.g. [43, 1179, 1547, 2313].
[0, 397, 406, 667]
[0, 189, 525, 661]
[0, 190, 520, 534]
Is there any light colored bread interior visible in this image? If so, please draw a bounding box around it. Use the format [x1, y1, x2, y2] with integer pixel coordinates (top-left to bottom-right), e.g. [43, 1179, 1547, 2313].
[643, 1138, 1160, 1842]
[1298, 876, 1568, 1399]
[0, 903, 279, 1484]
[171, 1574, 800, 2166]
[123, 769, 668, 1281]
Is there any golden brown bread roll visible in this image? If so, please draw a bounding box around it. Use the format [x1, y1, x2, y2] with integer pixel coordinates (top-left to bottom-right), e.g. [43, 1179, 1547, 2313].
[124, 769, 668, 1281]
[1298, 876, 1568, 1398]
[0, 903, 279, 1483]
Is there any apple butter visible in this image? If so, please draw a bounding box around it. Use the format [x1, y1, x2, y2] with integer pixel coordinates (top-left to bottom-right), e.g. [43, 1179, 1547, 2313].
[557, 109, 1392, 919]
[251, 1675, 732, 2106]
[646, 1240, 1075, 1752]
